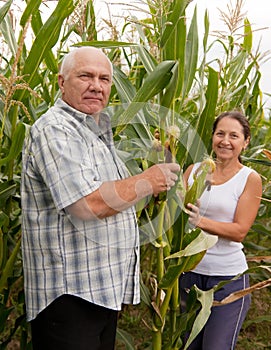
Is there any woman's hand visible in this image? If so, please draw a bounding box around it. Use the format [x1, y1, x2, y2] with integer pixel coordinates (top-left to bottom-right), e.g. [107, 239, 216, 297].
[185, 201, 202, 228]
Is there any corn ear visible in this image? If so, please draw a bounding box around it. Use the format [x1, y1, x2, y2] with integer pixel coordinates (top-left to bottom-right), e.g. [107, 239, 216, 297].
[183, 158, 216, 206]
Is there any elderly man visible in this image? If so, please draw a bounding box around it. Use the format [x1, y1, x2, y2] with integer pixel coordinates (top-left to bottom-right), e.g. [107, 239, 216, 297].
[21, 47, 180, 350]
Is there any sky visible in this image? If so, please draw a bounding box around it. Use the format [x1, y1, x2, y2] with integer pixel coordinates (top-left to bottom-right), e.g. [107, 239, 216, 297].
[188, 0, 271, 103]
[2, 0, 270, 108]
[97, 0, 271, 109]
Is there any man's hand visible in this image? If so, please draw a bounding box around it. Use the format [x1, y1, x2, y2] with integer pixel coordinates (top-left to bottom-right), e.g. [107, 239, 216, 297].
[69, 163, 180, 220]
[142, 163, 180, 196]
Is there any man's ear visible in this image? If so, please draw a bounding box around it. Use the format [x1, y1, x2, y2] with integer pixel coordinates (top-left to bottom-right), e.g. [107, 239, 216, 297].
[58, 74, 64, 92]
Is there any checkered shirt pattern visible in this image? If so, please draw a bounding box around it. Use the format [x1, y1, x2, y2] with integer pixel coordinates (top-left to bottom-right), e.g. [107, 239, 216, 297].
[21, 99, 140, 321]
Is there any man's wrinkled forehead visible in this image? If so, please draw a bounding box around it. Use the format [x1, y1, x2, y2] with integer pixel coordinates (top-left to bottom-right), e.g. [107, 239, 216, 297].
[60, 47, 113, 77]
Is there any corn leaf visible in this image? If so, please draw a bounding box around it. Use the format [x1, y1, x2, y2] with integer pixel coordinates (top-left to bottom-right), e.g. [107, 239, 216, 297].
[0, 13, 17, 56]
[228, 85, 247, 109]
[184, 287, 213, 350]
[0, 182, 16, 209]
[203, 10, 209, 51]
[226, 51, 248, 84]
[0, 123, 26, 166]
[140, 277, 152, 307]
[0, 0, 12, 23]
[196, 66, 218, 152]
[160, 0, 189, 48]
[160, 63, 179, 109]
[175, 16, 187, 97]
[136, 45, 157, 74]
[0, 238, 21, 293]
[158, 253, 205, 289]
[30, 8, 58, 73]
[115, 60, 176, 135]
[166, 231, 217, 260]
[20, 0, 41, 27]
[18, 0, 76, 99]
[182, 6, 199, 99]
[75, 40, 138, 48]
[116, 328, 135, 350]
[112, 66, 136, 103]
[242, 18, 253, 53]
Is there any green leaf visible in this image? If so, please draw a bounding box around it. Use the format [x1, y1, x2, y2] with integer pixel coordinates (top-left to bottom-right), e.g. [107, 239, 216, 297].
[130, 59, 176, 103]
[140, 277, 152, 307]
[0, 0, 12, 23]
[159, 252, 205, 289]
[0, 123, 26, 166]
[115, 60, 176, 135]
[197, 66, 219, 152]
[237, 60, 256, 87]
[163, 14, 186, 98]
[160, 62, 179, 109]
[182, 6, 199, 99]
[244, 315, 271, 328]
[0, 13, 17, 56]
[136, 45, 157, 74]
[228, 85, 247, 109]
[160, 0, 190, 48]
[242, 18, 253, 53]
[0, 238, 21, 293]
[0, 304, 14, 333]
[111, 66, 155, 143]
[166, 231, 218, 260]
[20, 0, 42, 27]
[0, 182, 17, 209]
[184, 286, 213, 350]
[226, 51, 247, 85]
[203, 10, 210, 51]
[18, 0, 76, 98]
[0, 211, 9, 227]
[116, 328, 135, 350]
[74, 40, 138, 48]
[112, 66, 136, 103]
[30, 9, 59, 73]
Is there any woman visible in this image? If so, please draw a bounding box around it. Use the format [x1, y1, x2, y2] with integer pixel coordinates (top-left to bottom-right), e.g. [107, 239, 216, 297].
[180, 111, 262, 349]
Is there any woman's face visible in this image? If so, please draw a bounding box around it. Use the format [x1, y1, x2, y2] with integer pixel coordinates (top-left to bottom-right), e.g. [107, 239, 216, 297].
[212, 117, 249, 161]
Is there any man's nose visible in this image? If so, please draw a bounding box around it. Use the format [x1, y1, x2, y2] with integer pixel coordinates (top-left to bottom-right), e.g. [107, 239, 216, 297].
[88, 78, 102, 91]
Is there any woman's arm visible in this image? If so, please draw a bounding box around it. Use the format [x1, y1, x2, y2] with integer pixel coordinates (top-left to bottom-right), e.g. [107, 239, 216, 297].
[186, 171, 262, 242]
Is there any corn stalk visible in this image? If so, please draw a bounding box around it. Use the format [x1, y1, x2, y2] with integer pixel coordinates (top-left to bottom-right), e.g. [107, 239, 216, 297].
[0, 1, 270, 349]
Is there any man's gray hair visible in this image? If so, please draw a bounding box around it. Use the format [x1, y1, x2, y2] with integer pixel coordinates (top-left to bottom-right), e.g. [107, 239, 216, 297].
[59, 47, 113, 79]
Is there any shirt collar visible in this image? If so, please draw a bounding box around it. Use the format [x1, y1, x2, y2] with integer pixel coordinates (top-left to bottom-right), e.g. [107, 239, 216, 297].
[55, 98, 111, 138]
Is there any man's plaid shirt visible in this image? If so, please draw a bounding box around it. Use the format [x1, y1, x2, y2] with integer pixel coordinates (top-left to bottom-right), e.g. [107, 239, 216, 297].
[21, 99, 140, 321]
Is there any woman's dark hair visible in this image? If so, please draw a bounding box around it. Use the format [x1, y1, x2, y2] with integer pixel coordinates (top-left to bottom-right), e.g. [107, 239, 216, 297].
[212, 111, 251, 162]
[212, 111, 251, 140]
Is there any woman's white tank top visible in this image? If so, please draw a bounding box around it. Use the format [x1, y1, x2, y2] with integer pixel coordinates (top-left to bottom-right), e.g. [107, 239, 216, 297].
[187, 163, 254, 276]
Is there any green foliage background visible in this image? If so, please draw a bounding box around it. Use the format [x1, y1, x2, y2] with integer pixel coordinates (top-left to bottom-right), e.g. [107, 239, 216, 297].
[0, 0, 271, 349]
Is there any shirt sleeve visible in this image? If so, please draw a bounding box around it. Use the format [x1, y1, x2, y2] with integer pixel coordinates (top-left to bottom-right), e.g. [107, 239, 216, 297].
[32, 123, 102, 210]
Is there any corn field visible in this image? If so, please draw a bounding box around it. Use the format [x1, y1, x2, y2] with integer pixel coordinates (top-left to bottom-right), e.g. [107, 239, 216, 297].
[0, 0, 271, 349]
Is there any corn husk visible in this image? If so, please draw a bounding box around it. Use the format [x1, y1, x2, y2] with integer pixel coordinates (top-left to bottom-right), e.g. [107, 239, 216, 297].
[184, 158, 216, 206]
